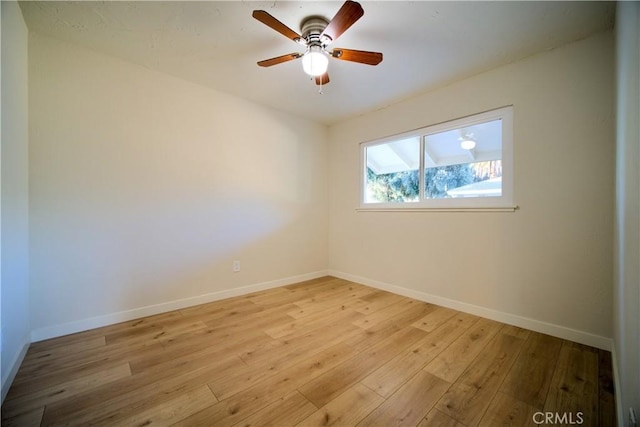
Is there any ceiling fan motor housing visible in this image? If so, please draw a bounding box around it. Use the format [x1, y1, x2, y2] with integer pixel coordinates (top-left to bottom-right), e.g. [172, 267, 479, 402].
[301, 17, 331, 47]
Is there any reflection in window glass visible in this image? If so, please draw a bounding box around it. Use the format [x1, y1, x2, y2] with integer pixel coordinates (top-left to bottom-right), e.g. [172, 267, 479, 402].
[425, 161, 502, 199]
[423, 118, 503, 199]
[365, 137, 420, 203]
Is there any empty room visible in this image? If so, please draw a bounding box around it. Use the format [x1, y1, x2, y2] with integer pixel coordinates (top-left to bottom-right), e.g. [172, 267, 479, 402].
[2, 1, 639, 426]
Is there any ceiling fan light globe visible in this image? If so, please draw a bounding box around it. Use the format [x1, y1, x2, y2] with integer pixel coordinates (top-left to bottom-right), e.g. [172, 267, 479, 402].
[460, 139, 477, 150]
[302, 51, 329, 76]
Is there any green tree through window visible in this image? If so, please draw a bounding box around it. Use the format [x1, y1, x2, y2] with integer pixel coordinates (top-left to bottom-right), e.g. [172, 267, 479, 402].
[366, 168, 419, 202]
[425, 164, 475, 199]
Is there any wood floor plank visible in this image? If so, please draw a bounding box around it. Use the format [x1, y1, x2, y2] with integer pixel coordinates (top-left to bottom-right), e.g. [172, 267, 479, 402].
[7, 345, 156, 399]
[248, 279, 354, 308]
[0, 405, 44, 427]
[355, 290, 406, 315]
[25, 310, 183, 354]
[264, 303, 363, 339]
[178, 305, 266, 331]
[281, 276, 338, 290]
[18, 311, 272, 388]
[2, 363, 131, 420]
[423, 317, 500, 383]
[131, 331, 266, 375]
[242, 288, 304, 308]
[292, 278, 362, 297]
[435, 331, 526, 426]
[19, 316, 213, 385]
[287, 293, 368, 320]
[598, 349, 617, 426]
[352, 299, 435, 330]
[211, 322, 362, 400]
[419, 409, 466, 427]
[103, 317, 206, 346]
[500, 332, 562, 409]
[1, 277, 615, 427]
[291, 282, 373, 310]
[65, 377, 218, 426]
[298, 326, 428, 408]
[15, 313, 227, 384]
[361, 312, 476, 398]
[478, 391, 538, 427]
[173, 342, 358, 427]
[244, 287, 296, 306]
[411, 306, 459, 332]
[20, 336, 106, 369]
[500, 324, 532, 340]
[343, 320, 403, 352]
[298, 383, 384, 427]
[116, 384, 217, 426]
[128, 312, 291, 374]
[238, 318, 360, 367]
[232, 391, 317, 427]
[178, 293, 259, 317]
[39, 353, 242, 425]
[14, 336, 147, 380]
[543, 341, 599, 426]
[358, 371, 450, 427]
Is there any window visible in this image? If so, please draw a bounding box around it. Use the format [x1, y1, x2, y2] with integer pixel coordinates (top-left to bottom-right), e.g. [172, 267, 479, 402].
[361, 106, 514, 210]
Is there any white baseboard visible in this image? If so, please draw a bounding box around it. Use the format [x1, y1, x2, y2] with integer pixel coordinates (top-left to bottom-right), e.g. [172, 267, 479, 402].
[329, 270, 613, 351]
[1, 339, 30, 404]
[30, 270, 329, 343]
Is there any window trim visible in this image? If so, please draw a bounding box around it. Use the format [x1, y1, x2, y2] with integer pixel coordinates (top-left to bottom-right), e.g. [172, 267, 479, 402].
[359, 106, 516, 211]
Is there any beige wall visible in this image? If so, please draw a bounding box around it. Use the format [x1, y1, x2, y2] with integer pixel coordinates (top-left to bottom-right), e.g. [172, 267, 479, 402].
[328, 32, 614, 348]
[1, 1, 30, 402]
[28, 33, 329, 339]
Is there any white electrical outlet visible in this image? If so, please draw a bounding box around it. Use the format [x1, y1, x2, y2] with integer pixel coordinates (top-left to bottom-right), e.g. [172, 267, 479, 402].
[233, 260, 241, 272]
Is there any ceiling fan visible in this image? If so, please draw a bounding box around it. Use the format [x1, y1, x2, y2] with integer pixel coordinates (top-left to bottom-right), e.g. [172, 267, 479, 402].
[252, 0, 383, 86]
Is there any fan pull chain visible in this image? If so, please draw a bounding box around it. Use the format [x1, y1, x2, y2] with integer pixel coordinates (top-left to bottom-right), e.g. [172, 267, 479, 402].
[312, 75, 323, 94]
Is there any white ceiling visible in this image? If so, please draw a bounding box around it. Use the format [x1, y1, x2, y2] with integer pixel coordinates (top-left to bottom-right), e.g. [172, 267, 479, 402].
[19, 1, 615, 125]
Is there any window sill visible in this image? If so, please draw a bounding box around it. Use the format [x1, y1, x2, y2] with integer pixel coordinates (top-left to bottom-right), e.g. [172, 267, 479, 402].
[356, 205, 519, 213]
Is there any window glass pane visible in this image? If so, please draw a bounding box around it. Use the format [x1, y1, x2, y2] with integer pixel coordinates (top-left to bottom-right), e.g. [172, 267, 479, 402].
[424, 118, 502, 200]
[425, 160, 502, 199]
[365, 137, 420, 203]
[359, 106, 512, 209]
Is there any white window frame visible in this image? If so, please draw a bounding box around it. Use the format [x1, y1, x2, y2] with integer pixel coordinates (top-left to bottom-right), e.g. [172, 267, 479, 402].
[359, 106, 516, 212]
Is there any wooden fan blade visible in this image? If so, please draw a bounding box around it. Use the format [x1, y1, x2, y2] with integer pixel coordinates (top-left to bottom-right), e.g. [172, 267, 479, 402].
[315, 72, 330, 85]
[321, 1, 364, 43]
[252, 10, 303, 43]
[331, 48, 383, 65]
[257, 53, 302, 67]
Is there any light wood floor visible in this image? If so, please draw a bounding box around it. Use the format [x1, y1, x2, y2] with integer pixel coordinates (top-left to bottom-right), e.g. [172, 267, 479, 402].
[2, 276, 616, 426]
